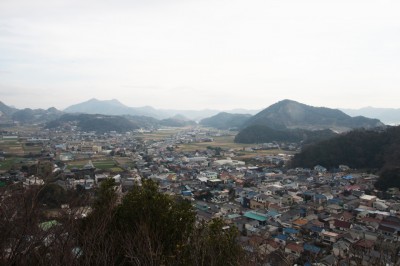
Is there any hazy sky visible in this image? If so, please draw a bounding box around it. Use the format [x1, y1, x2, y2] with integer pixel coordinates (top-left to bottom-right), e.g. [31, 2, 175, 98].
[1, 0, 399, 110]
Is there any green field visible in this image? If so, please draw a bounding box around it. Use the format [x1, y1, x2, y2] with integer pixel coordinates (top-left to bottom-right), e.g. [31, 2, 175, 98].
[0, 157, 22, 171]
[177, 135, 254, 152]
[93, 161, 117, 169]
[67, 159, 123, 172]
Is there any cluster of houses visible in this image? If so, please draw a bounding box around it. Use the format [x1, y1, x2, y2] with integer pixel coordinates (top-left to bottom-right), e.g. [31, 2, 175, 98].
[2, 127, 400, 265]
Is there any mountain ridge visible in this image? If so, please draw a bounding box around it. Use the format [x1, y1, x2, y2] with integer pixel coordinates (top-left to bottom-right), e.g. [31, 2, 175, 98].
[243, 99, 384, 132]
[63, 98, 259, 120]
[341, 107, 400, 125]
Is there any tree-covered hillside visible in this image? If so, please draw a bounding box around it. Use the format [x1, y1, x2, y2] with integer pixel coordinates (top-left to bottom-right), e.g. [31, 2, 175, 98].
[234, 125, 337, 144]
[290, 126, 400, 190]
[242, 99, 383, 131]
[45, 113, 140, 133]
[200, 112, 252, 130]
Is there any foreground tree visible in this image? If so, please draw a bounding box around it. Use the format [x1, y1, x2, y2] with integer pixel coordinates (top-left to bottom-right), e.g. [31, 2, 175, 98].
[77, 179, 246, 265]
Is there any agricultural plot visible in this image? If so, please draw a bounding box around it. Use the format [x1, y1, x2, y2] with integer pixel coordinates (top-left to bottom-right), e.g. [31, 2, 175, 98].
[0, 140, 24, 156]
[67, 159, 123, 172]
[140, 128, 184, 140]
[177, 135, 254, 152]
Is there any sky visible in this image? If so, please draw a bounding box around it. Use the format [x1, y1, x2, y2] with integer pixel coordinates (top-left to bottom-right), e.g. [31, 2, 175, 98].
[1, 0, 400, 111]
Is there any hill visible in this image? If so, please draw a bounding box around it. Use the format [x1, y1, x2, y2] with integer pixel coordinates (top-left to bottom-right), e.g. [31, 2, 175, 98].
[0, 101, 63, 124]
[64, 98, 162, 118]
[234, 125, 337, 144]
[290, 126, 400, 190]
[12, 107, 63, 124]
[0, 101, 17, 117]
[45, 113, 140, 133]
[159, 115, 197, 127]
[243, 99, 384, 132]
[342, 107, 400, 125]
[64, 98, 259, 121]
[234, 100, 384, 143]
[199, 112, 252, 130]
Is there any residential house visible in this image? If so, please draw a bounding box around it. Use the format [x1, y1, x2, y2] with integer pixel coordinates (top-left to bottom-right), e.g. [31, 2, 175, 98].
[360, 194, 377, 207]
[321, 231, 341, 244]
[284, 242, 303, 257]
[326, 204, 342, 214]
[331, 219, 352, 231]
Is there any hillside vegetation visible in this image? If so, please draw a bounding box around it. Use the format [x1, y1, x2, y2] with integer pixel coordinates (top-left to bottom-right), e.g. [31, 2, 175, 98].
[290, 126, 400, 190]
[200, 112, 252, 130]
[243, 99, 383, 131]
[234, 99, 384, 144]
[234, 125, 337, 144]
[45, 114, 140, 133]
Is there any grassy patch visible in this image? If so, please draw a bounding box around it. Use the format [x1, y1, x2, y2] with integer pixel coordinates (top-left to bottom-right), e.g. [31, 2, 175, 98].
[109, 167, 124, 173]
[67, 159, 117, 170]
[177, 135, 255, 152]
[0, 157, 23, 171]
[93, 161, 117, 170]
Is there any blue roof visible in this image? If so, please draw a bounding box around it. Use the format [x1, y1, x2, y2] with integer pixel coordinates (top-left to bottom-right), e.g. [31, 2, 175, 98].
[181, 191, 193, 196]
[247, 191, 258, 198]
[304, 244, 321, 254]
[342, 175, 353, 180]
[303, 191, 315, 196]
[283, 228, 299, 234]
[310, 226, 324, 233]
[266, 210, 280, 218]
[227, 214, 241, 219]
[314, 194, 326, 199]
[275, 234, 288, 241]
[244, 211, 267, 222]
[328, 198, 342, 204]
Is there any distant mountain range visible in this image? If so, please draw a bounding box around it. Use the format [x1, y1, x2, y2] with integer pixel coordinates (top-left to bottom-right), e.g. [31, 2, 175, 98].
[63, 98, 259, 121]
[0, 101, 64, 124]
[341, 107, 400, 125]
[0, 99, 392, 138]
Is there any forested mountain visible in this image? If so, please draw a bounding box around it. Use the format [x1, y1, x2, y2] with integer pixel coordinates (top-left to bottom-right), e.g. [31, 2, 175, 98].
[45, 114, 141, 133]
[234, 99, 384, 144]
[12, 108, 63, 123]
[199, 112, 252, 129]
[0, 101, 63, 124]
[243, 99, 384, 132]
[290, 126, 400, 190]
[234, 125, 337, 144]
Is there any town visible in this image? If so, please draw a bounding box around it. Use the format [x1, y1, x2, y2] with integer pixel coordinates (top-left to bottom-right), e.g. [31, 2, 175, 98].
[1, 125, 400, 266]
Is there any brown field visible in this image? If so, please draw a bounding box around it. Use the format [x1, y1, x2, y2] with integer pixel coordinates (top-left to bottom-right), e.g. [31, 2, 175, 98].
[176, 135, 255, 152]
[140, 128, 184, 140]
[0, 140, 25, 155]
